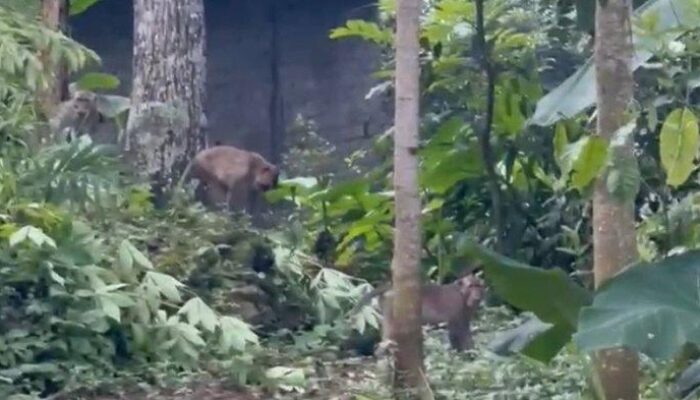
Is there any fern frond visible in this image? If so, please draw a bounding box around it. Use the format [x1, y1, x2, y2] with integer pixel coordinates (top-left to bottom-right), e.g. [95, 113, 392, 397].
[18, 136, 125, 209]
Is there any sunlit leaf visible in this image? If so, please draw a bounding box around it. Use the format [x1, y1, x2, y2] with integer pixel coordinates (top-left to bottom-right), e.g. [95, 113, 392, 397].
[659, 108, 699, 187]
[330, 20, 393, 46]
[70, 0, 100, 16]
[178, 297, 219, 332]
[143, 271, 184, 302]
[76, 72, 120, 91]
[553, 123, 568, 172]
[220, 316, 258, 352]
[9, 226, 56, 248]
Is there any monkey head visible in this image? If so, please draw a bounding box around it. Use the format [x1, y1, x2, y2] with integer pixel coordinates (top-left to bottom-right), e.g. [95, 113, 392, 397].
[457, 274, 485, 309]
[71, 91, 98, 120]
[252, 157, 279, 192]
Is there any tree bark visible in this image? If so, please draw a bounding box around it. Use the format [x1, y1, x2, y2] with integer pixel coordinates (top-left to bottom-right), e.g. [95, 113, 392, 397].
[391, 0, 430, 399]
[592, 0, 639, 399]
[127, 0, 207, 202]
[37, 0, 68, 118]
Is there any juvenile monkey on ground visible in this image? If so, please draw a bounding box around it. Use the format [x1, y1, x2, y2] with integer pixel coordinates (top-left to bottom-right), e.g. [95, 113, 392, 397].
[49, 89, 103, 142]
[178, 145, 280, 212]
[352, 274, 485, 351]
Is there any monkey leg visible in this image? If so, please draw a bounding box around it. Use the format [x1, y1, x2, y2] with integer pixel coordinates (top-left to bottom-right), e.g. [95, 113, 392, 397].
[205, 183, 229, 210]
[226, 185, 251, 212]
[447, 318, 473, 351]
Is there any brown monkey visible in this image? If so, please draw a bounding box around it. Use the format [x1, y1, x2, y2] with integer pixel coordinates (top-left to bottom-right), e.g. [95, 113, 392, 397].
[49, 89, 103, 142]
[178, 145, 280, 212]
[352, 274, 485, 351]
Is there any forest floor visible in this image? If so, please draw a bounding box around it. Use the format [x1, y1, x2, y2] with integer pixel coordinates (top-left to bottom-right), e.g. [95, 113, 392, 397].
[54, 308, 590, 400]
[56, 355, 385, 400]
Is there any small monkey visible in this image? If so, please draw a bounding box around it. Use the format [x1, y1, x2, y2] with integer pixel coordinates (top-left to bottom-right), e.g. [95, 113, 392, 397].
[352, 274, 485, 351]
[178, 145, 280, 212]
[49, 89, 103, 142]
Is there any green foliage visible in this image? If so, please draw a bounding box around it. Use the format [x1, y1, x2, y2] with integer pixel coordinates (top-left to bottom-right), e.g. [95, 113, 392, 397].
[75, 72, 121, 92]
[557, 135, 608, 191]
[70, 0, 101, 16]
[0, 6, 98, 94]
[459, 239, 591, 362]
[606, 121, 642, 202]
[659, 108, 699, 187]
[530, 0, 700, 126]
[0, 16, 271, 396]
[575, 250, 700, 360]
[0, 141, 263, 397]
[281, 115, 339, 179]
[15, 136, 122, 208]
[329, 20, 393, 46]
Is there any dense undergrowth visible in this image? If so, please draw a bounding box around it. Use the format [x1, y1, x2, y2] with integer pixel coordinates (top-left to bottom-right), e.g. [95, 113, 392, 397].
[4, 0, 700, 398]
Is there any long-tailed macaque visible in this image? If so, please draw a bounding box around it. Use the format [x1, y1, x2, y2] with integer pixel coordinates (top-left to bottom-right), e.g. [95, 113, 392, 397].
[352, 274, 485, 351]
[49, 89, 103, 142]
[178, 145, 280, 212]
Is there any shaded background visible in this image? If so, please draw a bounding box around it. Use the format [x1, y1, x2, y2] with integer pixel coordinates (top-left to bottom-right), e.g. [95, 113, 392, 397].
[71, 0, 392, 163]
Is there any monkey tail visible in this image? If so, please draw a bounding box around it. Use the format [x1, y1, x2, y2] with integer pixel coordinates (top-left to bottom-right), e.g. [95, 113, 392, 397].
[347, 283, 390, 316]
[174, 160, 195, 193]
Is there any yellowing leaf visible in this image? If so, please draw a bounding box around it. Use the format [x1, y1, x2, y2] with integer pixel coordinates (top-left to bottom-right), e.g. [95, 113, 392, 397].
[571, 136, 608, 190]
[660, 108, 699, 187]
[561, 136, 608, 191]
[553, 122, 568, 172]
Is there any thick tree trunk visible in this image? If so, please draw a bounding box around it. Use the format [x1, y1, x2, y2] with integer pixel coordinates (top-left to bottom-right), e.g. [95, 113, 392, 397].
[37, 0, 68, 118]
[127, 0, 207, 201]
[592, 0, 639, 399]
[391, 0, 430, 399]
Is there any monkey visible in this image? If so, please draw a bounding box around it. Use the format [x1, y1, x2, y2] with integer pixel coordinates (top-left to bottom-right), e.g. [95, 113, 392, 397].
[49, 89, 104, 142]
[177, 145, 280, 212]
[351, 274, 485, 352]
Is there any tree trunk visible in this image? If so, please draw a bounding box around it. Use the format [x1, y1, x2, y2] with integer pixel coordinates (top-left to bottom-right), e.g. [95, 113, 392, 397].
[391, 0, 430, 399]
[127, 0, 207, 202]
[37, 0, 68, 118]
[592, 0, 639, 399]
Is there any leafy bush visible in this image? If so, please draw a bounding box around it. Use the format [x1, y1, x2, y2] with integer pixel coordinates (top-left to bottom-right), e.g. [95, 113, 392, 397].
[0, 138, 263, 398]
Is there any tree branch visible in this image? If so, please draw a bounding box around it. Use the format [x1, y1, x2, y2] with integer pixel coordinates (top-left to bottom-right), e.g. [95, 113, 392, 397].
[474, 0, 506, 253]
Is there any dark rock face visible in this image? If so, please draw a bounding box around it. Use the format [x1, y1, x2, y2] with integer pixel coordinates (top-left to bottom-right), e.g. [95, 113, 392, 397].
[71, 0, 391, 161]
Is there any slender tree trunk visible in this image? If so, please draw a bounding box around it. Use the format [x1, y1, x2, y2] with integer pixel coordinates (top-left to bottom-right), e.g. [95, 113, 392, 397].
[37, 0, 68, 118]
[592, 0, 639, 398]
[127, 0, 207, 202]
[391, 0, 430, 398]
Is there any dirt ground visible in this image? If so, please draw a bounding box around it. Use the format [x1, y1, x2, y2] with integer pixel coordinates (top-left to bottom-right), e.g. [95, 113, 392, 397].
[54, 355, 385, 400]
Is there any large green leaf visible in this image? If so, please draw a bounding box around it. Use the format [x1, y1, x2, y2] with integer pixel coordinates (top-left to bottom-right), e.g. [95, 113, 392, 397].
[574, 250, 700, 360]
[76, 72, 120, 91]
[530, 0, 700, 126]
[420, 147, 484, 194]
[69, 0, 100, 16]
[458, 239, 592, 362]
[659, 108, 699, 187]
[553, 123, 569, 172]
[570, 136, 608, 190]
[559, 136, 608, 191]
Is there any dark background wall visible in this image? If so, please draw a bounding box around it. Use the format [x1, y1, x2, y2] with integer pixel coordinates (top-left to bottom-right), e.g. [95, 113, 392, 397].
[71, 0, 391, 162]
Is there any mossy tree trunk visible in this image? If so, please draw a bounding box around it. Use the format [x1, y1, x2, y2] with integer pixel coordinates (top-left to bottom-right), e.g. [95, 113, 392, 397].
[592, 0, 639, 398]
[37, 0, 68, 119]
[391, 0, 430, 398]
[127, 0, 207, 202]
